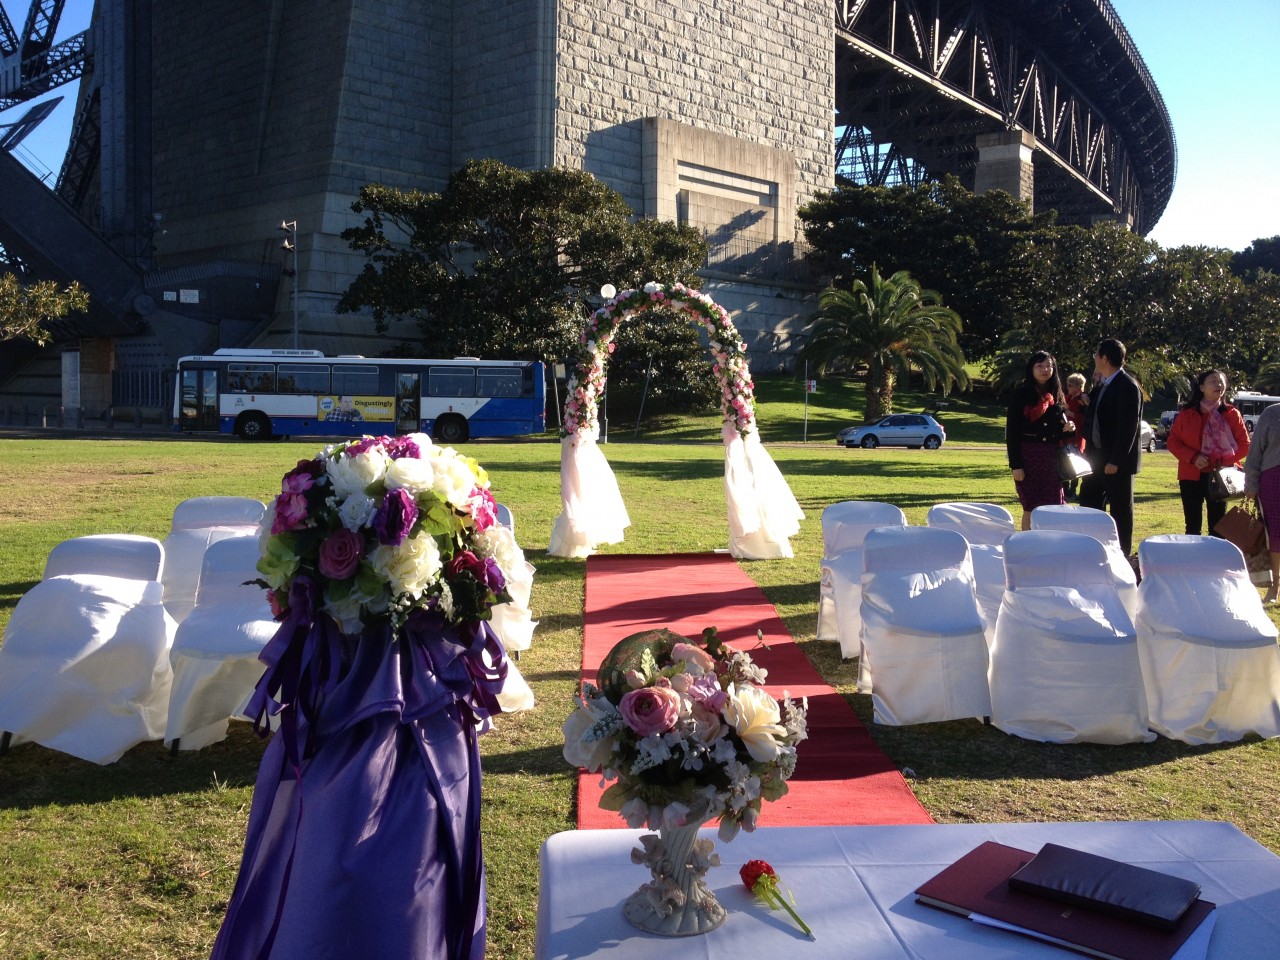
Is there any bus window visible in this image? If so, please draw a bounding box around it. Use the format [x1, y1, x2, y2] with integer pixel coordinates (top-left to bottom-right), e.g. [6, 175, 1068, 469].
[227, 363, 275, 393]
[277, 364, 330, 395]
[476, 368, 522, 398]
[332, 364, 379, 396]
[430, 367, 475, 397]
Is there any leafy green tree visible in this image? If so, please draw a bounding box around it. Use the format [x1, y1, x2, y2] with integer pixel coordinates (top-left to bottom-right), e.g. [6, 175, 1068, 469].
[800, 176, 1055, 355]
[1230, 235, 1280, 279]
[0, 273, 89, 345]
[338, 159, 708, 366]
[802, 265, 968, 419]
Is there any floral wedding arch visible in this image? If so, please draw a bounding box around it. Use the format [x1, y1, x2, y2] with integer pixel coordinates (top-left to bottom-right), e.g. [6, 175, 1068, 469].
[548, 282, 804, 559]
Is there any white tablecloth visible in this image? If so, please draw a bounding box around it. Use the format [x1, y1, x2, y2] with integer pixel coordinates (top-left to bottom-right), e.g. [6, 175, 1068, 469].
[536, 821, 1280, 960]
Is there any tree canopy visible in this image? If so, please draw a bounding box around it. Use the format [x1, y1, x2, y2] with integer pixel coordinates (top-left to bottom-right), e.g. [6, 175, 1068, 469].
[338, 159, 709, 366]
[801, 180, 1280, 399]
[0, 273, 89, 345]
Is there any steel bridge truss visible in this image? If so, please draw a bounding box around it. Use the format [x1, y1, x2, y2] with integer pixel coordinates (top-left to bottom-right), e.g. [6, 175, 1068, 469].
[834, 0, 1174, 233]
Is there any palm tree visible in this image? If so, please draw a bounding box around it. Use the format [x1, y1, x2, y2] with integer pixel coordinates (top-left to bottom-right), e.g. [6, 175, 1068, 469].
[803, 265, 968, 420]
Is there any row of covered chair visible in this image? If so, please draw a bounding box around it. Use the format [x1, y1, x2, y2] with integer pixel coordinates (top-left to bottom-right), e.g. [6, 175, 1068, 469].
[818, 500, 1280, 745]
[0, 496, 538, 764]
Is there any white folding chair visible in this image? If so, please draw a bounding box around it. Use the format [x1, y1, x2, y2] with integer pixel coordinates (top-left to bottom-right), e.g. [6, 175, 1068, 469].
[1030, 504, 1138, 619]
[165, 536, 276, 752]
[0, 535, 175, 764]
[859, 526, 991, 725]
[990, 530, 1153, 744]
[816, 502, 907, 690]
[926, 502, 1016, 643]
[1135, 535, 1280, 744]
[44, 533, 165, 581]
[161, 496, 266, 623]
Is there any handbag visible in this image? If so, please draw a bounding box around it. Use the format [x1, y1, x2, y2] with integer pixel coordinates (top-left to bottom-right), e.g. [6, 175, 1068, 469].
[1209, 466, 1247, 501]
[1214, 502, 1270, 584]
[1057, 446, 1093, 482]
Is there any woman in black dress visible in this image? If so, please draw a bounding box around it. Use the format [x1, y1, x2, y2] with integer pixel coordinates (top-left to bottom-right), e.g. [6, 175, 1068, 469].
[1007, 350, 1076, 529]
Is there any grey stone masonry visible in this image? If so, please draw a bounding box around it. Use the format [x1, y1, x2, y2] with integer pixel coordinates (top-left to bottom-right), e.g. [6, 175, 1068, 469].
[554, 0, 834, 235]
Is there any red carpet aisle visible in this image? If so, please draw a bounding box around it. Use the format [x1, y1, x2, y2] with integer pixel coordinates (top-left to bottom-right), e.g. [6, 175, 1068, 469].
[576, 553, 933, 829]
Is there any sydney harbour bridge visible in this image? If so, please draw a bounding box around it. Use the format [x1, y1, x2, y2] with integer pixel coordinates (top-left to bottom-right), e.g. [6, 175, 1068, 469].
[0, 0, 1175, 414]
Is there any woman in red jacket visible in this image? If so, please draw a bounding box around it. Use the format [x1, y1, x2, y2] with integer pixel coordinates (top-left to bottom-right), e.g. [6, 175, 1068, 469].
[1166, 370, 1250, 536]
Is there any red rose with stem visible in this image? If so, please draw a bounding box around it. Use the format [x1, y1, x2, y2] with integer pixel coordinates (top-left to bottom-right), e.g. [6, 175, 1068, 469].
[740, 859, 812, 937]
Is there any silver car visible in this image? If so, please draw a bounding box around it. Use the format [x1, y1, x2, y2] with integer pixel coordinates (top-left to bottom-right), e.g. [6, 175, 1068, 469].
[838, 413, 946, 450]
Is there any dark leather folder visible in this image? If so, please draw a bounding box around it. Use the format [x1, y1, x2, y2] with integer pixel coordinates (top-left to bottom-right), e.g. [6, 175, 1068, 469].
[1008, 842, 1201, 930]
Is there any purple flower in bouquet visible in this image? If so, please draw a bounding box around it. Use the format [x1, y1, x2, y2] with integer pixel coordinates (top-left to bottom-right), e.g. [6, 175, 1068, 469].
[619, 684, 682, 737]
[384, 435, 422, 460]
[445, 550, 507, 595]
[272, 492, 310, 534]
[373, 488, 418, 546]
[317, 527, 364, 580]
[282, 460, 320, 495]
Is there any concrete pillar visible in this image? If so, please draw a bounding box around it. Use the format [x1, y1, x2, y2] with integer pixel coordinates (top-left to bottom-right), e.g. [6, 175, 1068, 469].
[974, 129, 1036, 211]
[78, 339, 116, 418]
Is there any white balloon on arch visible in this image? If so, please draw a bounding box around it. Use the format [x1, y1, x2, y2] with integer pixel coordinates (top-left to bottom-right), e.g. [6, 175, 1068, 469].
[547, 282, 804, 559]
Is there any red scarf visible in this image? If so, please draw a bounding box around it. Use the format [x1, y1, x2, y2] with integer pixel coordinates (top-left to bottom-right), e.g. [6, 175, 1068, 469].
[1023, 392, 1054, 423]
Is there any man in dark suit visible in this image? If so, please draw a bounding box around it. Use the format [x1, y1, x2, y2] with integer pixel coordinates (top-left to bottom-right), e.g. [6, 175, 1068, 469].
[1079, 338, 1143, 556]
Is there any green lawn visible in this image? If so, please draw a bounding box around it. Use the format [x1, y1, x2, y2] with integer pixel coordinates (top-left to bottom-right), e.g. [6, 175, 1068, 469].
[0, 416, 1277, 960]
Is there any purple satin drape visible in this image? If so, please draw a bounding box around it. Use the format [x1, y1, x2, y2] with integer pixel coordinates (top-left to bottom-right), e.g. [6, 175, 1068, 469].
[211, 580, 508, 960]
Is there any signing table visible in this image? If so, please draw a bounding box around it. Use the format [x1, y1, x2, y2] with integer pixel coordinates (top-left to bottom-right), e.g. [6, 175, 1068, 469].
[536, 821, 1280, 960]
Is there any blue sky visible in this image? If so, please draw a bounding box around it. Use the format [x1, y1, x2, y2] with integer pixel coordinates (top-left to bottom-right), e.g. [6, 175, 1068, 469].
[5, 0, 1277, 252]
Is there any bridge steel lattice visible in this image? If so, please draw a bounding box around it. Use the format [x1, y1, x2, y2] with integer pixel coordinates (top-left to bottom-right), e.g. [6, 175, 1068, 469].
[834, 0, 1177, 235]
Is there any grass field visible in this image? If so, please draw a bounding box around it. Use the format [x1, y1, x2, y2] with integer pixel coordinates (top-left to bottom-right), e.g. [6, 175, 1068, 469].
[1, 381, 1277, 959]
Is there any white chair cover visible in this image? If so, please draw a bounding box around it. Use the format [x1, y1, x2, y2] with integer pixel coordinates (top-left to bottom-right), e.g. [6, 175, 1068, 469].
[927, 503, 1016, 644]
[990, 530, 1153, 744]
[165, 537, 276, 751]
[722, 423, 804, 560]
[0, 573, 176, 764]
[1030, 504, 1138, 619]
[44, 533, 164, 581]
[495, 503, 515, 533]
[925, 502, 1015, 546]
[859, 526, 991, 725]
[548, 427, 630, 558]
[483, 522, 539, 658]
[817, 502, 907, 690]
[161, 497, 266, 623]
[1135, 534, 1280, 744]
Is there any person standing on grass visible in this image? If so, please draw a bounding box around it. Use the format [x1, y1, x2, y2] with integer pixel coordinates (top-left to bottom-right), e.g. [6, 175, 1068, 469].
[1063, 371, 1089, 500]
[1167, 369, 1249, 537]
[1244, 401, 1280, 603]
[1079, 338, 1143, 557]
[1006, 350, 1076, 529]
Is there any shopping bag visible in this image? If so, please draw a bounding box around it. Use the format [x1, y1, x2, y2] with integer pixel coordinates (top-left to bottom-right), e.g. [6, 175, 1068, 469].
[1209, 466, 1247, 501]
[1057, 446, 1092, 482]
[1214, 502, 1272, 585]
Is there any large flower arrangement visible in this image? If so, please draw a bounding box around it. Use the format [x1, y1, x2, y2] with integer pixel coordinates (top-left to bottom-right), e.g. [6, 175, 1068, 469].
[562, 282, 759, 438]
[256, 433, 514, 635]
[564, 627, 808, 840]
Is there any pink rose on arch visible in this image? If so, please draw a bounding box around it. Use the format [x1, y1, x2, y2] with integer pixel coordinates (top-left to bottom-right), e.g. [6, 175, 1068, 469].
[619, 685, 682, 737]
[271, 492, 309, 534]
[318, 527, 364, 580]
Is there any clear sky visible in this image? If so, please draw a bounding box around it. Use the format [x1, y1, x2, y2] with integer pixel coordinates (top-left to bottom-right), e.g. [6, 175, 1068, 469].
[4, 0, 1277, 252]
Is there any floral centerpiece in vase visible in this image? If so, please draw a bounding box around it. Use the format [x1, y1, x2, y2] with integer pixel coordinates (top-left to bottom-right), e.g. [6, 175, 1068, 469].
[211, 434, 518, 960]
[563, 626, 808, 936]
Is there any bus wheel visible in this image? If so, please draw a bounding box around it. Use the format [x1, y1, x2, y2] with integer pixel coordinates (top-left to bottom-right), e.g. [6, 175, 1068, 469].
[236, 412, 272, 441]
[434, 415, 469, 444]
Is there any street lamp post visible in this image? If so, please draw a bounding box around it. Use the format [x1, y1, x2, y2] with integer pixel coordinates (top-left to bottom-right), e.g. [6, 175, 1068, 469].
[278, 220, 299, 349]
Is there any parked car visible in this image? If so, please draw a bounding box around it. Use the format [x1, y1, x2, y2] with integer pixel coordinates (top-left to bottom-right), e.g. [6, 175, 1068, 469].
[838, 413, 946, 450]
[1140, 420, 1157, 453]
[1155, 410, 1178, 441]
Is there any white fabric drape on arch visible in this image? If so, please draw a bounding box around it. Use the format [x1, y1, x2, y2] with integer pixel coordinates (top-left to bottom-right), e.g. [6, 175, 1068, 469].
[547, 422, 802, 559]
[722, 421, 804, 559]
[548, 425, 631, 558]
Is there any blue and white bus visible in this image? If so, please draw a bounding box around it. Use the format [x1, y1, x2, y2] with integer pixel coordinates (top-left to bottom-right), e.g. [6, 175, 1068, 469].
[173, 349, 546, 442]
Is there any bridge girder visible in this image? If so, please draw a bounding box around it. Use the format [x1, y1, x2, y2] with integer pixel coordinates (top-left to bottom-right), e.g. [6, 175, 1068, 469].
[834, 0, 1176, 234]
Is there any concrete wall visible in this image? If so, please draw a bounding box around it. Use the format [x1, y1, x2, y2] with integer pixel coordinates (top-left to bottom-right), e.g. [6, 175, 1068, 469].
[141, 0, 834, 360]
